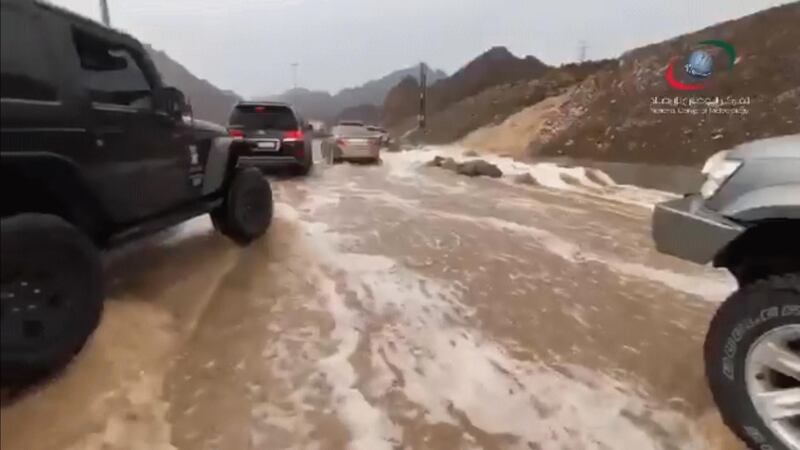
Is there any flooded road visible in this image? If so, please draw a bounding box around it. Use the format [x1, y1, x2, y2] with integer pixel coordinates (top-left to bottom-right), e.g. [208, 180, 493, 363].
[1, 145, 743, 450]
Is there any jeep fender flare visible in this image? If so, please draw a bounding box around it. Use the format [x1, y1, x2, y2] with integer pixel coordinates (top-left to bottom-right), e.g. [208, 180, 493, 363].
[202, 136, 241, 196]
[1, 152, 111, 242]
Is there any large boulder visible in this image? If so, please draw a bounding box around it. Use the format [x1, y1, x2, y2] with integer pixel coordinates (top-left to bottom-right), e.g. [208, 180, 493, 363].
[456, 160, 503, 178]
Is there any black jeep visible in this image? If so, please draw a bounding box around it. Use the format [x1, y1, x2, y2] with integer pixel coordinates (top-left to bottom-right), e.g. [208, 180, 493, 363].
[0, 0, 273, 379]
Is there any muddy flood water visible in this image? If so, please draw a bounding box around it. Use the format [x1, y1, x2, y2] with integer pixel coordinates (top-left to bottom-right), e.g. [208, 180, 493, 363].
[1, 144, 743, 450]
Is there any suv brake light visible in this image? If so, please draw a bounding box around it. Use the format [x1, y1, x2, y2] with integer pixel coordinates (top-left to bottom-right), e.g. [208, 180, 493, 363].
[283, 130, 304, 142]
[229, 129, 244, 138]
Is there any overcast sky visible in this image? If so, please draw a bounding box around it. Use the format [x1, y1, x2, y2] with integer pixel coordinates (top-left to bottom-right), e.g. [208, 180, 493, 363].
[49, 0, 790, 98]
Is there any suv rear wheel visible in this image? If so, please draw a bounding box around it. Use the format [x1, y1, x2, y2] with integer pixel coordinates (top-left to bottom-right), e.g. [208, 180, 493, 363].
[704, 274, 800, 450]
[293, 153, 314, 176]
[211, 167, 272, 245]
[1, 214, 104, 381]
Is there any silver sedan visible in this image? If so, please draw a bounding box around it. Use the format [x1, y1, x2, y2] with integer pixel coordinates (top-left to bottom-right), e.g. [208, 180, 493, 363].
[322, 124, 382, 164]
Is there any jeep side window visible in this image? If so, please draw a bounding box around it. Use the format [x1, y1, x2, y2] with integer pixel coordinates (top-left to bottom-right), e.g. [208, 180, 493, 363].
[0, 3, 58, 102]
[71, 30, 153, 110]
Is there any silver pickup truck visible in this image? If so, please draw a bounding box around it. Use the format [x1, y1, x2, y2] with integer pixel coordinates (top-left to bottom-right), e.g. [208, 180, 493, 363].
[652, 135, 799, 450]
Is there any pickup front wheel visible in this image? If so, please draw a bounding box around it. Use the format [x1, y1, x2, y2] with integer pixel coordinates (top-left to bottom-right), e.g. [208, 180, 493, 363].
[211, 167, 273, 245]
[704, 274, 800, 450]
[1, 214, 104, 381]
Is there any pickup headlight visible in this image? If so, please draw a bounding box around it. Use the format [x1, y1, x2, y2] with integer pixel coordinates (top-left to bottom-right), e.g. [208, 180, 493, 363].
[700, 150, 742, 199]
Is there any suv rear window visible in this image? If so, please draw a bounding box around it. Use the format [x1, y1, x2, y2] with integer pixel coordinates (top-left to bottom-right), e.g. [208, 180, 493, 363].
[229, 105, 298, 131]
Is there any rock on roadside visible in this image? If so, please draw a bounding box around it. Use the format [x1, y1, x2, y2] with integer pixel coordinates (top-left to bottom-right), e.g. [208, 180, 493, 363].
[456, 160, 503, 178]
[426, 156, 504, 179]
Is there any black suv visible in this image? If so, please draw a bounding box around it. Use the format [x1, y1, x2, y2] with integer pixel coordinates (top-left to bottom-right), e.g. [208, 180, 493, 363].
[1, 0, 273, 379]
[228, 102, 314, 176]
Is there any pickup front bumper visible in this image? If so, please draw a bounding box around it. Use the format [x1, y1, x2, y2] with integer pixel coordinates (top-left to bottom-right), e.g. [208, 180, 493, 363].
[652, 196, 745, 264]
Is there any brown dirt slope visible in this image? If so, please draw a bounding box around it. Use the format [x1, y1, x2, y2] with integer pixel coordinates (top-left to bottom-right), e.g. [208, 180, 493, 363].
[460, 89, 575, 157]
[535, 3, 800, 165]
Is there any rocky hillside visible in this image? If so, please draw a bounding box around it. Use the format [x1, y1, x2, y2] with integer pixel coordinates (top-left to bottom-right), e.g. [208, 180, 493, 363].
[335, 64, 447, 110]
[264, 64, 446, 123]
[382, 76, 422, 127]
[533, 2, 800, 165]
[383, 47, 549, 127]
[146, 46, 241, 125]
[390, 60, 614, 144]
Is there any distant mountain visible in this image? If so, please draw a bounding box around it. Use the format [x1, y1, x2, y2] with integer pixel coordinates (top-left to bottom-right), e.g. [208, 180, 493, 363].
[262, 64, 447, 123]
[432, 47, 548, 110]
[383, 46, 549, 126]
[335, 64, 447, 109]
[335, 104, 383, 125]
[146, 46, 241, 125]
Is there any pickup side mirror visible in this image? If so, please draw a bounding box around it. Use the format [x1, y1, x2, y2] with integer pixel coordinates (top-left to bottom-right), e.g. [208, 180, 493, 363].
[156, 86, 187, 121]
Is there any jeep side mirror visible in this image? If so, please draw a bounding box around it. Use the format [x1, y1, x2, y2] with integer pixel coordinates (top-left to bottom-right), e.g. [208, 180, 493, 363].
[156, 87, 187, 121]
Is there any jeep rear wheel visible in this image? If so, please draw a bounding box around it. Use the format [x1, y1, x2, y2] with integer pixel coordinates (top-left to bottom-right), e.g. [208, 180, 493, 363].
[211, 167, 272, 245]
[704, 274, 800, 450]
[1, 214, 104, 381]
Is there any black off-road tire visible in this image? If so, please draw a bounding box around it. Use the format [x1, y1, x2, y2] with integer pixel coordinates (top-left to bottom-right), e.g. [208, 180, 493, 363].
[704, 274, 800, 450]
[210, 167, 272, 245]
[1, 214, 104, 381]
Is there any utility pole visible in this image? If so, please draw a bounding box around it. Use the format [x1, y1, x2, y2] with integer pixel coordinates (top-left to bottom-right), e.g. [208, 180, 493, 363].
[99, 0, 110, 26]
[578, 40, 588, 63]
[290, 62, 299, 106]
[418, 63, 427, 130]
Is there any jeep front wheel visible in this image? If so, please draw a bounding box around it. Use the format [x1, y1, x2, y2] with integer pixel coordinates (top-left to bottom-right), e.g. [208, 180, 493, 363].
[704, 274, 800, 450]
[1, 214, 104, 381]
[211, 167, 272, 245]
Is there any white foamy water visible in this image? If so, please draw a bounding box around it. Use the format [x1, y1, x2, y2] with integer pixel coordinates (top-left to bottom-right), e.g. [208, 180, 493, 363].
[315, 184, 733, 303]
[383, 146, 679, 208]
[276, 198, 707, 450]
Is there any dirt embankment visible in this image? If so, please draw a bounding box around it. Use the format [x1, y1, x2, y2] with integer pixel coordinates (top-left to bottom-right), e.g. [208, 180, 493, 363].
[409, 3, 800, 165]
[460, 89, 575, 158]
[534, 2, 800, 165]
